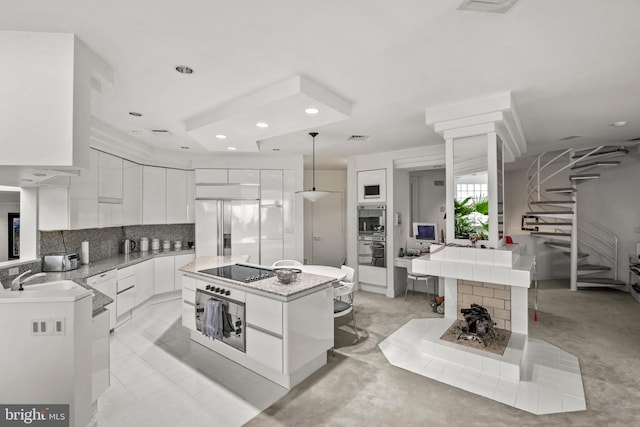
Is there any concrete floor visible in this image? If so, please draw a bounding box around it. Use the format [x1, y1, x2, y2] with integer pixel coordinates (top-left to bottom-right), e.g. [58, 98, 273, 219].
[246, 280, 640, 426]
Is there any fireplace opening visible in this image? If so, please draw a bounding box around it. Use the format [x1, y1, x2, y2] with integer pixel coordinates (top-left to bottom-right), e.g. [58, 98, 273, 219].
[440, 303, 512, 355]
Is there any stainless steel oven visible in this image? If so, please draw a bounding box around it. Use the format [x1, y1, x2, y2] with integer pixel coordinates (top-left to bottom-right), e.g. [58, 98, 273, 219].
[195, 287, 246, 353]
[358, 204, 386, 234]
[358, 235, 386, 267]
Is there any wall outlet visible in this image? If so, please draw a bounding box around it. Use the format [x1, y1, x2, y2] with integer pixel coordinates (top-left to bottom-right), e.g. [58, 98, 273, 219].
[8, 267, 19, 276]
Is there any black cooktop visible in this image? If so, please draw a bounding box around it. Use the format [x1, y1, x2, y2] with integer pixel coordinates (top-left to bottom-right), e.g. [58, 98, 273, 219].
[199, 263, 276, 283]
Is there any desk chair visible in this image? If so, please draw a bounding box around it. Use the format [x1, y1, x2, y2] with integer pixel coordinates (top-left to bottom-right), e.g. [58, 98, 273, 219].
[406, 264, 436, 300]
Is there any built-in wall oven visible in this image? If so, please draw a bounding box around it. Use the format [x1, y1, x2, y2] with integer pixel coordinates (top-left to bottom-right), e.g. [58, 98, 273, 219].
[358, 204, 386, 234]
[358, 235, 386, 267]
[195, 286, 246, 353]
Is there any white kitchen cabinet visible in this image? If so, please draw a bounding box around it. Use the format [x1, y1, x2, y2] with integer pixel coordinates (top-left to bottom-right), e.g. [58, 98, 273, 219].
[69, 149, 99, 229]
[87, 269, 117, 330]
[229, 169, 259, 184]
[123, 160, 142, 226]
[142, 166, 167, 225]
[181, 275, 196, 331]
[91, 309, 110, 403]
[134, 259, 154, 306]
[357, 169, 386, 203]
[186, 170, 195, 224]
[174, 253, 195, 290]
[246, 327, 283, 372]
[195, 169, 227, 184]
[154, 256, 175, 294]
[246, 292, 283, 336]
[38, 186, 70, 230]
[283, 169, 296, 260]
[98, 151, 123, 200]
[260, 170, 284, 266]
[116, 266, 136, 318]
[98, 202, 123, 228]
[166, 168, 188, 224]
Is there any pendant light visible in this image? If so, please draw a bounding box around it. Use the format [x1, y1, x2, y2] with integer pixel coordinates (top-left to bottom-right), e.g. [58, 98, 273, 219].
[297, 132, 331, 202]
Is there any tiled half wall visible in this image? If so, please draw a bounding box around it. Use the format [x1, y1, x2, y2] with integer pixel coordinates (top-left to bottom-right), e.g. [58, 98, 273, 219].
[457, 279, 511, 330]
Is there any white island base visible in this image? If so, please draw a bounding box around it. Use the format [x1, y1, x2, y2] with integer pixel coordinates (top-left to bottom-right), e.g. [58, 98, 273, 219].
[180, 256, 335, 390]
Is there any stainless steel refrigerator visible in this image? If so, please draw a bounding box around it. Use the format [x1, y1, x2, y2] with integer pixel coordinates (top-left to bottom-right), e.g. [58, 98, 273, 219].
[195, 184, 261, 264]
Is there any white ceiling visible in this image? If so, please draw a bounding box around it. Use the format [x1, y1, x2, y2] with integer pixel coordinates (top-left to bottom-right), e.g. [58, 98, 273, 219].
[2, 0, 640, 170]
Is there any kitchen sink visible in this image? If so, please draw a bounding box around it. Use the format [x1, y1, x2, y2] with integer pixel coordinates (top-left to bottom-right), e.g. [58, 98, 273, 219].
[24, 280, 83, 291]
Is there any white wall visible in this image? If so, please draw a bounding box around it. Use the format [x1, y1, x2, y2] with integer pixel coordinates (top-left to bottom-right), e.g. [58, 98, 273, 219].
[411, 169, 446, 239]
[303, 170, 347, 266]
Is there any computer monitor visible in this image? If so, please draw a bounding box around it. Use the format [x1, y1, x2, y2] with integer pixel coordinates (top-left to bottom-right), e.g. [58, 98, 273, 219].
[413, 222, 438, 242]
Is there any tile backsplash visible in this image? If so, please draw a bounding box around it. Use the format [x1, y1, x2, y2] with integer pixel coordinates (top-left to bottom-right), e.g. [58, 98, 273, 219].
[1, 224, 195, 287]
[40, 224, 195, 261]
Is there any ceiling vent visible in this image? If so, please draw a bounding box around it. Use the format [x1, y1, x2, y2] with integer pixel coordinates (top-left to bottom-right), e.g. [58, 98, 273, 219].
[458, 0, 519, 14]
[347, 135, 370, 142]
[151, 129, 172, 135]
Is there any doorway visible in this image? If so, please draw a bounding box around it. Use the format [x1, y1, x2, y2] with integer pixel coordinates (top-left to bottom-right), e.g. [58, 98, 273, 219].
[7, 213, 19, 260]
[306, 192, 345, 266]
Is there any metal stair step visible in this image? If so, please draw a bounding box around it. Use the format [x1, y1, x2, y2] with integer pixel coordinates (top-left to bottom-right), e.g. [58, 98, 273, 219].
[576, 277, 627, 289]
[531, 231, 571, 238]
[570, 173, 600, 181]
[525, 221, 572, 227]
[572, 146, 629, 159]
[530, 200, 575, 205]
[577, 264, 611, 272]
[562, 251, 589, 259]
[570, 160, 621, 170]
[546, 187, 576, 194]
[545, 240, 570, 248]
[526, 211, 574, 219]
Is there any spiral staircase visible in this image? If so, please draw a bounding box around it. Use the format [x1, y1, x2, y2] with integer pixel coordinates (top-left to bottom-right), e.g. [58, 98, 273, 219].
[526, 146, 629, 291]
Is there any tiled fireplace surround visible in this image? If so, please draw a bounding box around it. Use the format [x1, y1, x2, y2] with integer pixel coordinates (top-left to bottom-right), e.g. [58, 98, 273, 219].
[379, 244, 587, 415]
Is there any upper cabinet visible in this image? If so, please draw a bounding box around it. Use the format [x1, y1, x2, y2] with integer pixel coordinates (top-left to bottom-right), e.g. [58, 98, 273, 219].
[0, 32, 113, 168]
[186, 170, 195, 224]
[122, 160, 142, 226]
[357, 169, 386, 203]
[142, 166, 167, 225]
[166, 169, 188, 224]
[98, 152, 123, 201]
[195, 169, 228, 184]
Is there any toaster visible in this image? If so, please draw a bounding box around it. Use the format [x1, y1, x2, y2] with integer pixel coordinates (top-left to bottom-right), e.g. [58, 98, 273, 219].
[43, 253, 80, 272]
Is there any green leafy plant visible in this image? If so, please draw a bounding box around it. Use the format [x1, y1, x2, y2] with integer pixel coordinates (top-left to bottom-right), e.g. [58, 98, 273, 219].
[454, 195, 489, 239]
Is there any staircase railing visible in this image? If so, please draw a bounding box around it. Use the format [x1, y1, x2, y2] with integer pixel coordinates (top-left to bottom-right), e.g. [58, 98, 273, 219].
[577, 215, 618, 280]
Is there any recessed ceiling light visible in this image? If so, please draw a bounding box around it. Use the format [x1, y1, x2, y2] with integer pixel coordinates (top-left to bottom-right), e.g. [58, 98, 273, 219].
[305, 108, 319, 115]
[227, 147, 237, 151]
[129, 112, 142, 117]
[216, 134, 227, 139]
[180, 146, 190, 150]
[256, 122, 269, 128]
[610, 121, 627, 127]
[175, 65, 194, 74]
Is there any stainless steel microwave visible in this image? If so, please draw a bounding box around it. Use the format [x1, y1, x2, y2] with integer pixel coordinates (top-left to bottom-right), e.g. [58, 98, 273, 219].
[363, 184, 380, 199]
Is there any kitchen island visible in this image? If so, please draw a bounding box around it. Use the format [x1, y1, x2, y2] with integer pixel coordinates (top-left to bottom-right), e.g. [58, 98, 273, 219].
[180, 256, 335, 389]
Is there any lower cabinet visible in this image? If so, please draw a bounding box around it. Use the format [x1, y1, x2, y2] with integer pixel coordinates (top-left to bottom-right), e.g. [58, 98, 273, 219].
[91, 310, 110, 402]
[182, 276, 197, 331]
[174, 253, 195, 290]
[154, 256, 175, 294]
[135, 259, 154, 305]
[246, 327, 283, 372]
[87, 270, 117, 330]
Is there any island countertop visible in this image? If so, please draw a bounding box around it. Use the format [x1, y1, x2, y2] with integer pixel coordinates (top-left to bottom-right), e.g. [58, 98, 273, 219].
[180, 256, 336, 299]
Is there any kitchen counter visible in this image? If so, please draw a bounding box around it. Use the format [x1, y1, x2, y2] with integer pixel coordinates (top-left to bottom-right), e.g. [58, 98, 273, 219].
[180, 256, 336, 299]
[18, 249, 195, 316]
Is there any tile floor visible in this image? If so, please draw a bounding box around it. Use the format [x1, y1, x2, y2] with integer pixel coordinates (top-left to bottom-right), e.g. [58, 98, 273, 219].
[97, 296, 287, 427]
[378, 317, 587, 415]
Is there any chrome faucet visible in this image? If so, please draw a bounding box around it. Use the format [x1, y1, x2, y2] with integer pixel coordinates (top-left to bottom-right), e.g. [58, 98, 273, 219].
[11, 270, 47, 291]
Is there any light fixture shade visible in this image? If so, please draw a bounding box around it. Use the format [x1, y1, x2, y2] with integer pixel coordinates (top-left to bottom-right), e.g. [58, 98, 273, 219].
[297, 189, 331, 202]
